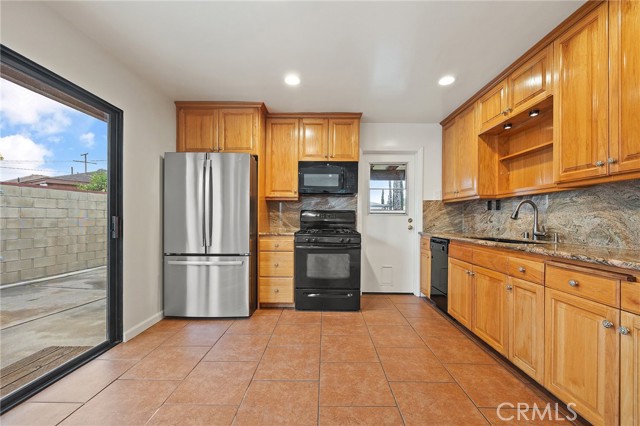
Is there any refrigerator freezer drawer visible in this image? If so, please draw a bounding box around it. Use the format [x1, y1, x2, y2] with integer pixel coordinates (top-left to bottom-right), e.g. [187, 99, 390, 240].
[164, 255, 254, 317]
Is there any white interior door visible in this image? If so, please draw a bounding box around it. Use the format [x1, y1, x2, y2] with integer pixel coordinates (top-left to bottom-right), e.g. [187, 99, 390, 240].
[360, 153, 419, 294]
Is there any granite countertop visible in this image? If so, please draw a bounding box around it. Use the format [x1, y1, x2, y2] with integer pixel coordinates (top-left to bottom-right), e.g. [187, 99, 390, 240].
[419, 232, 640, 272]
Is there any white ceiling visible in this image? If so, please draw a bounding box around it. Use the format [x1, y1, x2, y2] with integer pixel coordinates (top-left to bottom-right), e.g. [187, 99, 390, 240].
[45, 1, 584, 123]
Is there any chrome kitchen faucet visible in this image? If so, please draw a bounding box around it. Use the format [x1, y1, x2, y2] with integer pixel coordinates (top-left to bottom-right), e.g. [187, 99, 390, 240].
[510, 199, 547, 241]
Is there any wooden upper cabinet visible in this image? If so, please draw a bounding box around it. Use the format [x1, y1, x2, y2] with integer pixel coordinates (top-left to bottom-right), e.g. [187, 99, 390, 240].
[448, 258, 473, 329]
[609, 0, 640, 175]
[299, 118, 329, 161]
[217, 108, 258, 153]
[620, 311, 640, 426]
[328, 118, 360, 161]
[508, 44, 554, 117]
[455, 106, 478, 198]
[176, 108, 217, 152]
[545, 288, 620, 426]
[553, 4, 609, 183]
[477, 80, 508, 133]
[265, 118, 299, 199]
[175, 102, 265, 154]
[442, 120, 458, 200]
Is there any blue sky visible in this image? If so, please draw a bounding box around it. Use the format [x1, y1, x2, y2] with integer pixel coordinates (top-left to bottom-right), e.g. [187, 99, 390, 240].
[0, 78, 108, 181]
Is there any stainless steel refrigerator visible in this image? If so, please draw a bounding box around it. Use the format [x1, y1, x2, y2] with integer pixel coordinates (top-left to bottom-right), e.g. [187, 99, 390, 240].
[163, 152, 257, 317]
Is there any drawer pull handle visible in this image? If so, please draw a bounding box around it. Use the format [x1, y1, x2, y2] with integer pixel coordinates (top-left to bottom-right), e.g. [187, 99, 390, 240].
[518, 266, 526, 273]
[618, 326, 630, 335]
[602, 320, 614, 329]
[274, 263, 279, 267]
[568, 279, 579, 287]
[506, 285, 513, 291]
[274, 243, 280, 248]
[274, 288, 280, 293]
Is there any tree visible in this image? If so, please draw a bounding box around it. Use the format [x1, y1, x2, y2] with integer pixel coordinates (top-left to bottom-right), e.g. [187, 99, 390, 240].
[77, 170, 107, 192]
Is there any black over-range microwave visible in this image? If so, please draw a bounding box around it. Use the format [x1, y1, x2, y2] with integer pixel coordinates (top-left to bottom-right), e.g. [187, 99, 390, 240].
[298, 161, 358, 195]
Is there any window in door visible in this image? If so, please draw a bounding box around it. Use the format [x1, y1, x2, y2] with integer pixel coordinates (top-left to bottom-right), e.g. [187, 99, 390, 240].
[368, 163, 407, 214]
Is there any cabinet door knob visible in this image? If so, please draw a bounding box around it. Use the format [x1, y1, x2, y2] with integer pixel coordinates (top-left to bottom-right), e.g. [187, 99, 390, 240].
[568, 279, 579, 287]
[274, 243, 280, 248]
[274, 263, 279, 267]
[518, 266, 526, 273]
[506, 285, 513, 290]
[607, 158, 618, 164]
[274, 288, 280, 293]
[594, 160, 605, 167]
[618, 326, 630, 335]
[602, 320, 614, 329]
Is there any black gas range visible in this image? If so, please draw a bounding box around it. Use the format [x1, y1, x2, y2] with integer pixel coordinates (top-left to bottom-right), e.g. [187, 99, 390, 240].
[294, 210, 361, 311]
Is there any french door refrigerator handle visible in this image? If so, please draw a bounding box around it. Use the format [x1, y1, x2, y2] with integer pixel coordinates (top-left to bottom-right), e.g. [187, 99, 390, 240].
[202, 158, 209, 247]
[167, 260, 244, 267]
[209, 159, 214, 247]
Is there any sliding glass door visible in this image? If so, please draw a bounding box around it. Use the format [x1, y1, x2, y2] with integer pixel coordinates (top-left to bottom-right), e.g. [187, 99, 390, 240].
[0, 45, 122, 412]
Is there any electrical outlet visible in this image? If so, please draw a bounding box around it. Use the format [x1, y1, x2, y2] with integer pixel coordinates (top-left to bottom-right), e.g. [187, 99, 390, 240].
[495, 200, 501, 210]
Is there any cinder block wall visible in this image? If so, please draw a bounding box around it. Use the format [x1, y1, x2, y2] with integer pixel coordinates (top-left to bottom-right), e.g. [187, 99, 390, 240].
[0, 184, 107, 286]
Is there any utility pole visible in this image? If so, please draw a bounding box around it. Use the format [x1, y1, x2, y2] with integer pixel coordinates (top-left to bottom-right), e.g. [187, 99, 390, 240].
[73, 153, 97, 174]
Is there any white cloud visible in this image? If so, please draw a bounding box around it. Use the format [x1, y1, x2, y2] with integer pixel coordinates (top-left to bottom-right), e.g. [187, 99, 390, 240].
[0, 78, 73, 135]
[0, 134, 54, 181]
[79, 132, 95, 148]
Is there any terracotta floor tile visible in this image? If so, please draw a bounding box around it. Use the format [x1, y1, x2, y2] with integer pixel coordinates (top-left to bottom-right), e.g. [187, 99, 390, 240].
[60, 379, 178, 426]
[387, 294, 422, 304]
[321, 335, 378, 362]
[362, 310, 408, 326]
[377, 347, 453, 382]
[391, 382, 489, 426]
[322, 315, 368, 335]
[408, 316, 465, 338]
[203, 334, 270, 362]
[167, 361, 256, 405]
[319, 407, 404, 426]
[234, 381, 318, 426]
[320, 362, 395, 407]
[396, 302, 443, 318]
[226, 316, 278, 334]
[98, 331, 176, 361]
[479, 408, 573, 425]
[278, 309, 322, 324]
[29, 359, 135, 403]
[269, 323, 321, 346]
[445, 364, 548, 408]
[368, 325, 425, 348]
[423, 335, 497, 364]
[147, 318, 191, 333]
[254, 345, 320, 380]
[121, 346, 208, 380]
[322, 311, 364, 317]
[0, 402, 81, 426]
[162, 321, 231, 346]
[146, 405, 237, 425]
[361, 298, 397, 311]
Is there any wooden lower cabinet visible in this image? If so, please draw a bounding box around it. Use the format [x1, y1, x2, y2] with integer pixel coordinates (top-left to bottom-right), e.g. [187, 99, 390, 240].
[508, 277, 544, 383]
[448, 258, 473, 328]
[420, 248, 431, 298]
[258, 236, 294, 305]
[621, 310, 640, 426]
[472, 266, 509, 356]
[545, 288, 620, 426]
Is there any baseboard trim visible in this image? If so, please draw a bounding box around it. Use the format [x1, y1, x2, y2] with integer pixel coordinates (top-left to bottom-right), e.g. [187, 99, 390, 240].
[123, 311, 163, 341]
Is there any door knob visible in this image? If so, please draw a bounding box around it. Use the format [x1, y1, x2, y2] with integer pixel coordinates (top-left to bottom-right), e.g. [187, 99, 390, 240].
[274, 263, 279, 267]
[518, 266, 526, 273]
[408, 218, 413, 223]
[607, 158, 618, 164]
[506, 285, 513, 290]
[568, 279, 579, 287]
[274, 288, 280, 293]
[602, 320, 614, 329]
[408, 225, 414, 230]
[594, 160, 605, 167]
[618, 326, 630, 335]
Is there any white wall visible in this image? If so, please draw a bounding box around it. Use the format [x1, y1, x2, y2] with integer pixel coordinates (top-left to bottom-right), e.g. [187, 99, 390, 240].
[360, 123, 442, 200]
[1, 2, 175, 340]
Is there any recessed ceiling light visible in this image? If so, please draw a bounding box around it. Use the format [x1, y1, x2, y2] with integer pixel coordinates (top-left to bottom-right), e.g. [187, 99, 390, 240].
[438, 75, 455, 86]
[284, 74, 301, 86]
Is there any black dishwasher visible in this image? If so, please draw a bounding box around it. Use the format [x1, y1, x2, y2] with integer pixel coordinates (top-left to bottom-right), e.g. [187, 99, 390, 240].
[430, 237, 449, 312]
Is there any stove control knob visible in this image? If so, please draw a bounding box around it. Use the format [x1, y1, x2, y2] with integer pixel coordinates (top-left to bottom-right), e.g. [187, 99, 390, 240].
[346, 238, 351, 243]
[305, 237, 310, 242]
[311, 238, 317, 243]
[340, 238, 345, 243]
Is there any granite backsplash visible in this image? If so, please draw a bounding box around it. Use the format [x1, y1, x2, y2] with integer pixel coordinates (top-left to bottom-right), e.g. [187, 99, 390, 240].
[423, 180, 640, 250]
[267, 195, 358, 233]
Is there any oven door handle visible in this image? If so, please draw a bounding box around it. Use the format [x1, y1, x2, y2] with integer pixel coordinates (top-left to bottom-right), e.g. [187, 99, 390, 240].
[306, 293, 355, 298]
[295, 244, 361, 250]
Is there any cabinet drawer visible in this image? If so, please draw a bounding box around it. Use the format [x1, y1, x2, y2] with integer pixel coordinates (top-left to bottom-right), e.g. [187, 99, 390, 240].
[546, 264, 619, 307]
[421, 237, 430, 250]
[259, 237, 294, 252]
[259, 278, 294, 303]
[622, 281, 640, 315]
[508, 257, 544, 284]
[450, 244, 473, 263]
[473, 248, 508, 273]
[259, 251, 294, 277]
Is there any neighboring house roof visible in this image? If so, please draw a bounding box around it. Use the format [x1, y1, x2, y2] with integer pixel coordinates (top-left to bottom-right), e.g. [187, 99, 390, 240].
[2, 169, 105, 187]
